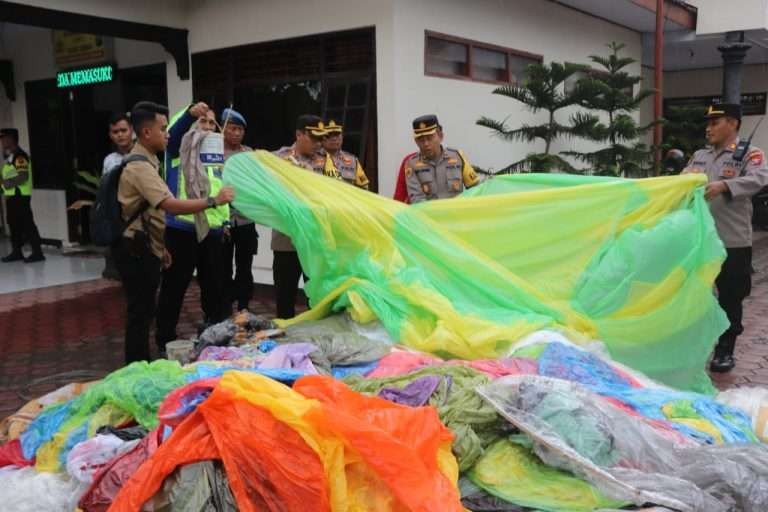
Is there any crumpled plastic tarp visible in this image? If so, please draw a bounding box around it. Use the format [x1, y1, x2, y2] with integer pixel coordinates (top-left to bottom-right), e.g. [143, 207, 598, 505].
[225, 151, 727, 392]
[78, 428, 163, 512]
[20, 360, 187, 472]
[468, 438, 627, 512]
[0, 466, 87, 512]
[281, 314, 392, 373]
[0, 438, 33, 467]
[111, 372, 462, 512]
[160, 460, 237, 511]
[0, 381, 96, 444]
[348, 365, 505, 471]
[477, 375, 768, 512]
[95, 424, 148, 441]
[717, 386, 768, 442]
[258, 342, 319, 373]
[368, 351, 442, 378]
[378, 375, 442, 406]
[533, 342, 756, 444]
[66, 433, 139, 484]
[458, 477, 526, 512]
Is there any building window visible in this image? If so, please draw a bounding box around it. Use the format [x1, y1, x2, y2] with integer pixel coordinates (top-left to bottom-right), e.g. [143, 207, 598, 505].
[425, 36, 469, 77]
[425, 31, 541, 85]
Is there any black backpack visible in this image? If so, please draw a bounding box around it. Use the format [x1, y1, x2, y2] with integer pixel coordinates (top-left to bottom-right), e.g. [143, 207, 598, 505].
[90, 154, 150, 246]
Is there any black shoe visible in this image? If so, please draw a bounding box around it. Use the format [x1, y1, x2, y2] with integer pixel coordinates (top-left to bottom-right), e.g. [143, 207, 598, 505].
[710, 354, 735, 373]
[24, 252, 45, 263]
[102, 267, 121, 280]
[1, 251, 24, 262]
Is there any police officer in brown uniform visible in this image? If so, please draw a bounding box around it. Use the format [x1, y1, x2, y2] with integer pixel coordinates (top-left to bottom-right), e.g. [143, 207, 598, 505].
[322, 120, 370, 189]
[683, 103, 768, 372]
[404, 115, 479, 203]
[272, 114, 340, 318]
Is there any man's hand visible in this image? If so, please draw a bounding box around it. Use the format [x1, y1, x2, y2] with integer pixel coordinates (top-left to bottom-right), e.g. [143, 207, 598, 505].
[188, 102, 210, 118]
[705, 180, 729, 200]
[215, 187, 235, 205]
[162, 248, 173, 269]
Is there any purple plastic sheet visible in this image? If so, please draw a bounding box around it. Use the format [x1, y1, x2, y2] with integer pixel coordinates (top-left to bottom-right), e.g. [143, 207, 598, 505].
[258, 343, 320, 374]
[378, 375, 442, 406]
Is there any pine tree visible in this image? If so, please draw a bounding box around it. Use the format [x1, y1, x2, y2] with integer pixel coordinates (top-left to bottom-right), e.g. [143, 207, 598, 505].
[661, 105, 707, 167]
[563, 42, 656, 177]
[476, 62, 592, 174]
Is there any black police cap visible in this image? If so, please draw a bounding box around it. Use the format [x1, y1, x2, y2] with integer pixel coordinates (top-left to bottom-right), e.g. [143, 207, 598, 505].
[412, 114, 441, 137]
[705, 103, 742, 121]
[0, 128, 18, 139]
[296, 114, 326, 136]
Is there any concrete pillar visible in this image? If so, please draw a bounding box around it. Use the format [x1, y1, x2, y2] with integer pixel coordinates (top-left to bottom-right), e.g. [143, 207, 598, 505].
[718, 31, 751, 104]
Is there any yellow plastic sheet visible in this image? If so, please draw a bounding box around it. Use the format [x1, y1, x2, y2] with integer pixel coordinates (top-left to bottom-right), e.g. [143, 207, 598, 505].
[225, 152, 727, 392]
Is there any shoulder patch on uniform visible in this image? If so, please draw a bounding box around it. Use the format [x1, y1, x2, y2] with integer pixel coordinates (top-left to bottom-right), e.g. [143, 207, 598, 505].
[405, 167, 413, 177]
[749, 149, 764, 166]
[13, 155, 28, 169]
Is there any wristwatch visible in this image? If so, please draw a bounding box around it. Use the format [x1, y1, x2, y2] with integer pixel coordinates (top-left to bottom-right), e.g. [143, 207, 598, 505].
[206, 197, 217, 209]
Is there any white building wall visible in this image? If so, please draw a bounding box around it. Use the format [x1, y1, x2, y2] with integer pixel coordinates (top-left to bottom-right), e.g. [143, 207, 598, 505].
[664, 64, 768, 153]
[1, 0, 645, 282]
[687, 0, 768, 35]
[388, 0, 643, 184]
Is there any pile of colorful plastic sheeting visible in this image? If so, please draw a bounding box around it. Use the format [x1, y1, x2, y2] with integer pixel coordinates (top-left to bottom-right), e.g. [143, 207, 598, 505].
[1, 322, 767, 511]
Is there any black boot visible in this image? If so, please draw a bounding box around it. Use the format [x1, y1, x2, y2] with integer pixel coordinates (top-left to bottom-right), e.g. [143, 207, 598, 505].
[24, 252, 45, 263]
[1, 251, 24, 262]
[710, 336, 736, 373]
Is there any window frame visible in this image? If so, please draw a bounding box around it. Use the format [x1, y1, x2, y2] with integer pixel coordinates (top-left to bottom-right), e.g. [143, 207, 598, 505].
[424, 30, 542, 86]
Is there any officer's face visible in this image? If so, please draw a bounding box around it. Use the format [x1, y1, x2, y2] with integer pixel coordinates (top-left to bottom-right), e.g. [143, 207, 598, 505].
[109, 120, 133, 151]
[706, 117, 738, 146]
[415, 130, 443, 158]
[197, 111, 216, 132]
[296, 130, 323, 156]
[323, 132, 342, 153]
[223, 124, 245, 147]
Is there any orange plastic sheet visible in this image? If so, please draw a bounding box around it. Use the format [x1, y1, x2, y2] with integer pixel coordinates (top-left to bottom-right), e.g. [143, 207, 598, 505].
[110, 372, 461, 512]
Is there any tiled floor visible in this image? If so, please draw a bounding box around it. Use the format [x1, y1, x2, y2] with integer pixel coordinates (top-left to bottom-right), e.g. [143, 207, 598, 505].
[0, 278, 282, 414]
[1, 235, 768, 415]
[0, 238, 104, 294]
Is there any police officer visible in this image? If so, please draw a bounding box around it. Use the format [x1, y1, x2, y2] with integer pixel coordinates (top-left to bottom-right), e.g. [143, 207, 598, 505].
[272, 114, 340, 318]
[322, 119, 369, 189]
[0, 128, 44, 263]
[221, 107, 257, 312]
[403, 115, 479, 203]
[155, 102, 231, 355]
[683, 103, 768, 372]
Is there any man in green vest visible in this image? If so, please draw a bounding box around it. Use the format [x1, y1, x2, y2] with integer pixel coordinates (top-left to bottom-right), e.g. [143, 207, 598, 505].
[155, 102, 230, 355]
[0, 128, 44, 263]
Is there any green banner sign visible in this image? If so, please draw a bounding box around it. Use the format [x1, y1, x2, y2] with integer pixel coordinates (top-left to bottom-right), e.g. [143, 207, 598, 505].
[57, 64, 114, 88]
